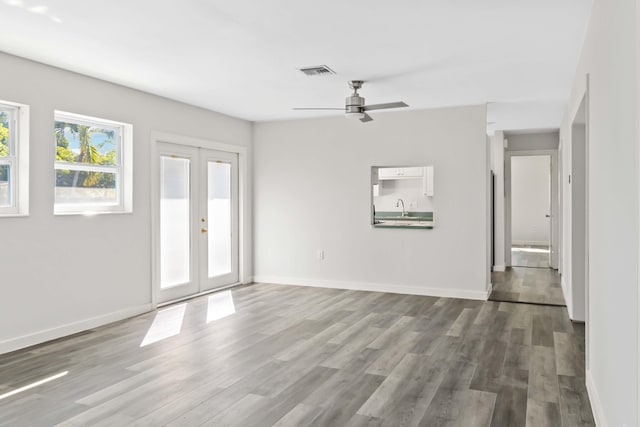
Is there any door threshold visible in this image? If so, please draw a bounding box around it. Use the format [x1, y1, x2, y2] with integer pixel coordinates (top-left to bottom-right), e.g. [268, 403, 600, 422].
[157, 282, 244, 308]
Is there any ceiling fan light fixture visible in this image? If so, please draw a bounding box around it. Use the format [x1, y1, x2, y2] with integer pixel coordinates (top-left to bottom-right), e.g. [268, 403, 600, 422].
[345, 111, 365, 119]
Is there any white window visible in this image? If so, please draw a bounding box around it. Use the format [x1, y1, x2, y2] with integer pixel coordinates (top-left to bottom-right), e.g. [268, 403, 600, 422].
[54, 111, 132, 214]
[0, 100, 29, 217]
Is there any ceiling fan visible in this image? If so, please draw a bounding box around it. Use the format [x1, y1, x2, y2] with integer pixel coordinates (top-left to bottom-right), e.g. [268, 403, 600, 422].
[293, 80, 408, 123]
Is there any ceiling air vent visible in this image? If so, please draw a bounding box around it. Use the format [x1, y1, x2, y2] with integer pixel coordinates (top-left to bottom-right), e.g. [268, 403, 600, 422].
[299, 65, 336, 76]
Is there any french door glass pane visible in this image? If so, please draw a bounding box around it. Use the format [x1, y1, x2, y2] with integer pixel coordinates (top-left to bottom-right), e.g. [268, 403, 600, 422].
[0, 164, 10, 206]
[160, 156, 191, 288]
[208, 161, 231, 277]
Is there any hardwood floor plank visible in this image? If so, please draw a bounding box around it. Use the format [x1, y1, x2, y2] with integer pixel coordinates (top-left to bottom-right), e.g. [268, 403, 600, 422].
[489, 386, 527, 427]
[528, 345, 559, 403]
[272, 403, 322, 427]
[558, 375, 596, 427]
[525, 398, 562, 427]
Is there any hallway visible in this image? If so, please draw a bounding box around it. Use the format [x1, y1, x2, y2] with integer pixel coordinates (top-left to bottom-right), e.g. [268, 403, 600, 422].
[490, 266, 566, 307]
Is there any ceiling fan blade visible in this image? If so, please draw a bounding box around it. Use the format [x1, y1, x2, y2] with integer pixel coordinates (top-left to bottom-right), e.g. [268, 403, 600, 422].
[360, 113, 373, 123]
[362, 102, 408, 111]
[292, 107, 345, 110]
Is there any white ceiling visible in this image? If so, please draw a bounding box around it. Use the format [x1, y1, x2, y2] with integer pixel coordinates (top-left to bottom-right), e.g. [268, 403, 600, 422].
[0, 0, 592, 130]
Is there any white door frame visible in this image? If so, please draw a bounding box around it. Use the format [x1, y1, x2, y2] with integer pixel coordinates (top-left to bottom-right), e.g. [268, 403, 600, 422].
[504, 149, 559, 269]
[562, 75, 589, 354]
[150, 131, 251, 308]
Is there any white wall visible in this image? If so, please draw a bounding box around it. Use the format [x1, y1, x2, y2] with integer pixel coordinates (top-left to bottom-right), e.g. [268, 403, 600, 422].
[490, 131, 506, 271]
[253, 105, 490, 300]
[511, 156, 551, 246]
[0, 52, 252, 353]
[559, 0, 638, 425]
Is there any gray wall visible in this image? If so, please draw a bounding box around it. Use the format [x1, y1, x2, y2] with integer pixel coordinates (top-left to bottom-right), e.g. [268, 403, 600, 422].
[0, 52, 252, 353]
[253, 105, 490, 299]
[505, 131, 559, 151]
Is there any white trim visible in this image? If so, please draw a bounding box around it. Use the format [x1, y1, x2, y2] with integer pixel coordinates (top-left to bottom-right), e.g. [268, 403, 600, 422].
[636, 2, 640, 423]
[0, 100, 29, 217]
[493, 264, 506, 272]
[0, 304, 151, 355]
[53, 110, 133, 215]
[157, 282, 244, 307]
[637, 1, 640, 416]
[253, 276, 491, 301]
[585, 369, 606, 427]
[150, 131, 251, 308]
[504, 149, 559, 269]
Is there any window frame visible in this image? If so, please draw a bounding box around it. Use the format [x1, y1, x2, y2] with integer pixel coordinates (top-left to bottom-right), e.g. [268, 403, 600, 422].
[54, 111, 132, 215]
[0, 100, 29, 217]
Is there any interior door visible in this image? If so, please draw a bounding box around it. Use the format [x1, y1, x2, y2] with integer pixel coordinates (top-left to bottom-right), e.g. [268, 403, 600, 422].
[156, 143, 239, 304]
[199, 149, 239, 291]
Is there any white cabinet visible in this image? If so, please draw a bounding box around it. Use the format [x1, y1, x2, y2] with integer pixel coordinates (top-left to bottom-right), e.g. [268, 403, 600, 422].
[376, 166, 434, 197]
[423, 166, 434, 196]
[378, 167, 424, 179]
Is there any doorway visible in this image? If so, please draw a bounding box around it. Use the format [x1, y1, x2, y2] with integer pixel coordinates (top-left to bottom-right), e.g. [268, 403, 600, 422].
[510, 155, 552, 268]
[154, 142, 239, 304]
[491, 145, 563, 306]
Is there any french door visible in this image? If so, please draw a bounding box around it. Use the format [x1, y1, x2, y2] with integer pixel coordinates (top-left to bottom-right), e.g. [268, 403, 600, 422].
[156, 142, 239, 304]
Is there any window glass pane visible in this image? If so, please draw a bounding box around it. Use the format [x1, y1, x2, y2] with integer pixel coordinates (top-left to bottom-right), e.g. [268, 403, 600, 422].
[160, 156, 191, 288]
[55, 170, 117, 205]
[0, 164, 10, 206]
[0, 109, 12, 158]
[54, 121, 118, 165]
[208, 161, 232, 277]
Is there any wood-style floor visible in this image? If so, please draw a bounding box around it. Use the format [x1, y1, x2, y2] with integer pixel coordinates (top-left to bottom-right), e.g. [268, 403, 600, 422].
[0, 284, 593, 426]
[490, 266, 566, 307]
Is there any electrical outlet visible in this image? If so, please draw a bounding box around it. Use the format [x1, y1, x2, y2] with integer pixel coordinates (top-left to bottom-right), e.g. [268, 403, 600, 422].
[409, 200, 417, 209]
[317, 250, 324, 261]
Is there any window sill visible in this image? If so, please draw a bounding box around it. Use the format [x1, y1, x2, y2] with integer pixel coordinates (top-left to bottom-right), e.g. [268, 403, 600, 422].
[54, 209, 132, 216]
[0, 212, 29, 218]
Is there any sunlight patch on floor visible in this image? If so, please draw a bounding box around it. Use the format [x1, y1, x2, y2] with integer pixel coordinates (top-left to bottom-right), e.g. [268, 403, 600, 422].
[0, 371, 68, 400]
[140, 303, 187, 347]
[207, 290, 236, 323]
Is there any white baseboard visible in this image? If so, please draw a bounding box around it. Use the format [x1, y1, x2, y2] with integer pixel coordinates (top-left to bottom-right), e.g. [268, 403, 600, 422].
[0, 304, 152, 355]
[253, 276, 490, 301]
[585, 369, 606, 426]
[493, 264, 506, 272]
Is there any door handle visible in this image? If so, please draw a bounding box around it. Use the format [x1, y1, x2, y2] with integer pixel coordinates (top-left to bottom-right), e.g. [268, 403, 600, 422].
[201, 228, 208, 234]
[545, 214, 551, 218]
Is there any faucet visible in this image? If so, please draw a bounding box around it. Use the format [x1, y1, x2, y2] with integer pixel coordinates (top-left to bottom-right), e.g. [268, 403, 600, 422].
[396, 198, 407, 217]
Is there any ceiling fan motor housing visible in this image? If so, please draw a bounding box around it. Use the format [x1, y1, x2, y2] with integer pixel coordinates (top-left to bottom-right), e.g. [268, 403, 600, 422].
[346, 95, 365, 113]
